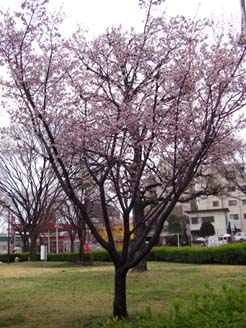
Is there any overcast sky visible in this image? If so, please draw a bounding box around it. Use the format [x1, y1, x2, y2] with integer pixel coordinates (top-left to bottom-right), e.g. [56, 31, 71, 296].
[58, 0, 242, 36]
[0, 0, 243, 126]
[0, 0, 242, 37]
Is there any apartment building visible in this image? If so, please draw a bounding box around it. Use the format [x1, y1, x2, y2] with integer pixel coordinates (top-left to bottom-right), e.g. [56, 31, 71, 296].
[185, 167, 246, 239]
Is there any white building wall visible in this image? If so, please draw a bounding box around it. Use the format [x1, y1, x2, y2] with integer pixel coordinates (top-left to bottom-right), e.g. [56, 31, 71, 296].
[156, 165, 246, 237]
[186, 183, 246, 237]
[189, 210, 227, 237]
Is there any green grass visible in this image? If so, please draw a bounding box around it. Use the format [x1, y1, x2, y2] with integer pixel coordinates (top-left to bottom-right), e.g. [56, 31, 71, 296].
[1, 261, 246, 327]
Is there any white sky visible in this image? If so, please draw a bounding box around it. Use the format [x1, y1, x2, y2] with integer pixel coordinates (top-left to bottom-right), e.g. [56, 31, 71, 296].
[0, 0, 242, 37]
[0, 0, 243, 127]
[57, 0, 241, 36]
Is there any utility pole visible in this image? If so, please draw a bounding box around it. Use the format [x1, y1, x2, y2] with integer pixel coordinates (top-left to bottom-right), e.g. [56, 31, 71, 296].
[7, 210, 10, 264]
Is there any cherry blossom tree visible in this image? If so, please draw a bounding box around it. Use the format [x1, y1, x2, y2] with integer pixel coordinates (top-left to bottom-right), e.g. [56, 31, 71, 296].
[1, 0, 246, 318]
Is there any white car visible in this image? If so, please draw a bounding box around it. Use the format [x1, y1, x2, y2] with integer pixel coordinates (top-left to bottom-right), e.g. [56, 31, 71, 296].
[207, 236, 228, 247]
[234, 233, 246, 241]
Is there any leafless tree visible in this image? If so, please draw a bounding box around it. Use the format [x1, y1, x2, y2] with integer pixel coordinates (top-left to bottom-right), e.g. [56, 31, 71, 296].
[59, 199, 86, 261]
[0, 127, 63, 259]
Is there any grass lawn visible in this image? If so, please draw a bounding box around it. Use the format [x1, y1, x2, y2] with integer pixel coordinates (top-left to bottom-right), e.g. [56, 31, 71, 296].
[1, 261, 246, 327]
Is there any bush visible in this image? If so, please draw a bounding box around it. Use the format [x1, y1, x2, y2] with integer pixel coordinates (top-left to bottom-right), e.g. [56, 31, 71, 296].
[47, 250, 111, 262]
[103, 283, 246, 328]
[3, 242, 246, 265]
[88, 250, 111, 262]
[47, 252, 86, 262]
[148, 243, 246, 265]
[0, 249, 112, 263]
[0, 253, 15, 263]
[0, 252, 33, 263]
[199, 221, 215, 237]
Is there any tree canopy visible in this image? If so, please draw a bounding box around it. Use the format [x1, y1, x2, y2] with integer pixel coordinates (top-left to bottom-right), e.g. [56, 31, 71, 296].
[199, 221, 215, 238]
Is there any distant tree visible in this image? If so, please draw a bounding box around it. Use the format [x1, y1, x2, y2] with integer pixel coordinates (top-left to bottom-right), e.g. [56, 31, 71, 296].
[166, 214, 184, 234]
[0, 126, 63, 259]
[199, 222, 215, 238]
[59, 199, 87, 261]
[59, 201, 79, 253]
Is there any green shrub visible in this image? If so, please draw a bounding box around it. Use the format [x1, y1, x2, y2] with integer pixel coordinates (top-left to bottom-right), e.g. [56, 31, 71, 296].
[0, 249, 112, 263]
[0, 253, 15, 263]
[103, 283, 246, 328]
[0, 252, 32, 263]
[46, 250, 111, 262]
[87, 250, 112, 262]
[148, 243, 246, 265]
[4, 242, 246, 265]
[47, 252, 84, 262]
[17, 252, 36, 261]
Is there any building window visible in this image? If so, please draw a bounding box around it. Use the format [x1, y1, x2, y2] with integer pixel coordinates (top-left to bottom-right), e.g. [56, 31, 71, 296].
[240, 185, 246, 194]
[244, 213, 246, 220]
[227, 186, 236, 192]
[191, 217, 198, 224]
[242, 199, 246, 206]
[230, 214, 239, 220]
[228, 200, 237, 206]
[225, 171, 235, 179]
[240, 166, 245, 175]
[201, 216, 214, 223]
[212, 201, 219, 207]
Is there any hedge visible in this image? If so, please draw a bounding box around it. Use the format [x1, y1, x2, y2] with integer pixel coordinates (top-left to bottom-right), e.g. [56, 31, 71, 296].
[0, 250, 111, 263]
[147, 243, 246, 265]
[47, 250, 111, 262]
[0, 252, 33, 263]
[2, 243, 246, 265]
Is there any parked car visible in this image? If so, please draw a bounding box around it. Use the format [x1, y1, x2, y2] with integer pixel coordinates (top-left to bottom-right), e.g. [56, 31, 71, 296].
[207, 235, 229, 247]
[89, 243, 101, 250]
[234, 232, 246, 241]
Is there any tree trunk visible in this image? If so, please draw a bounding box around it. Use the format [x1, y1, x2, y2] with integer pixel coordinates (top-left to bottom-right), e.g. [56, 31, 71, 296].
[69, 231, 75, 252]
[78, 227, 86, 262]
[21, 233, 29, 252]
[113, 267, 128, 318]
[78, 234, 84, 262]
[132, 198, 147, 272]
[131, 146, 148, 272]
[70, 238, 74, 253]
[29, 234, 38, 260]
